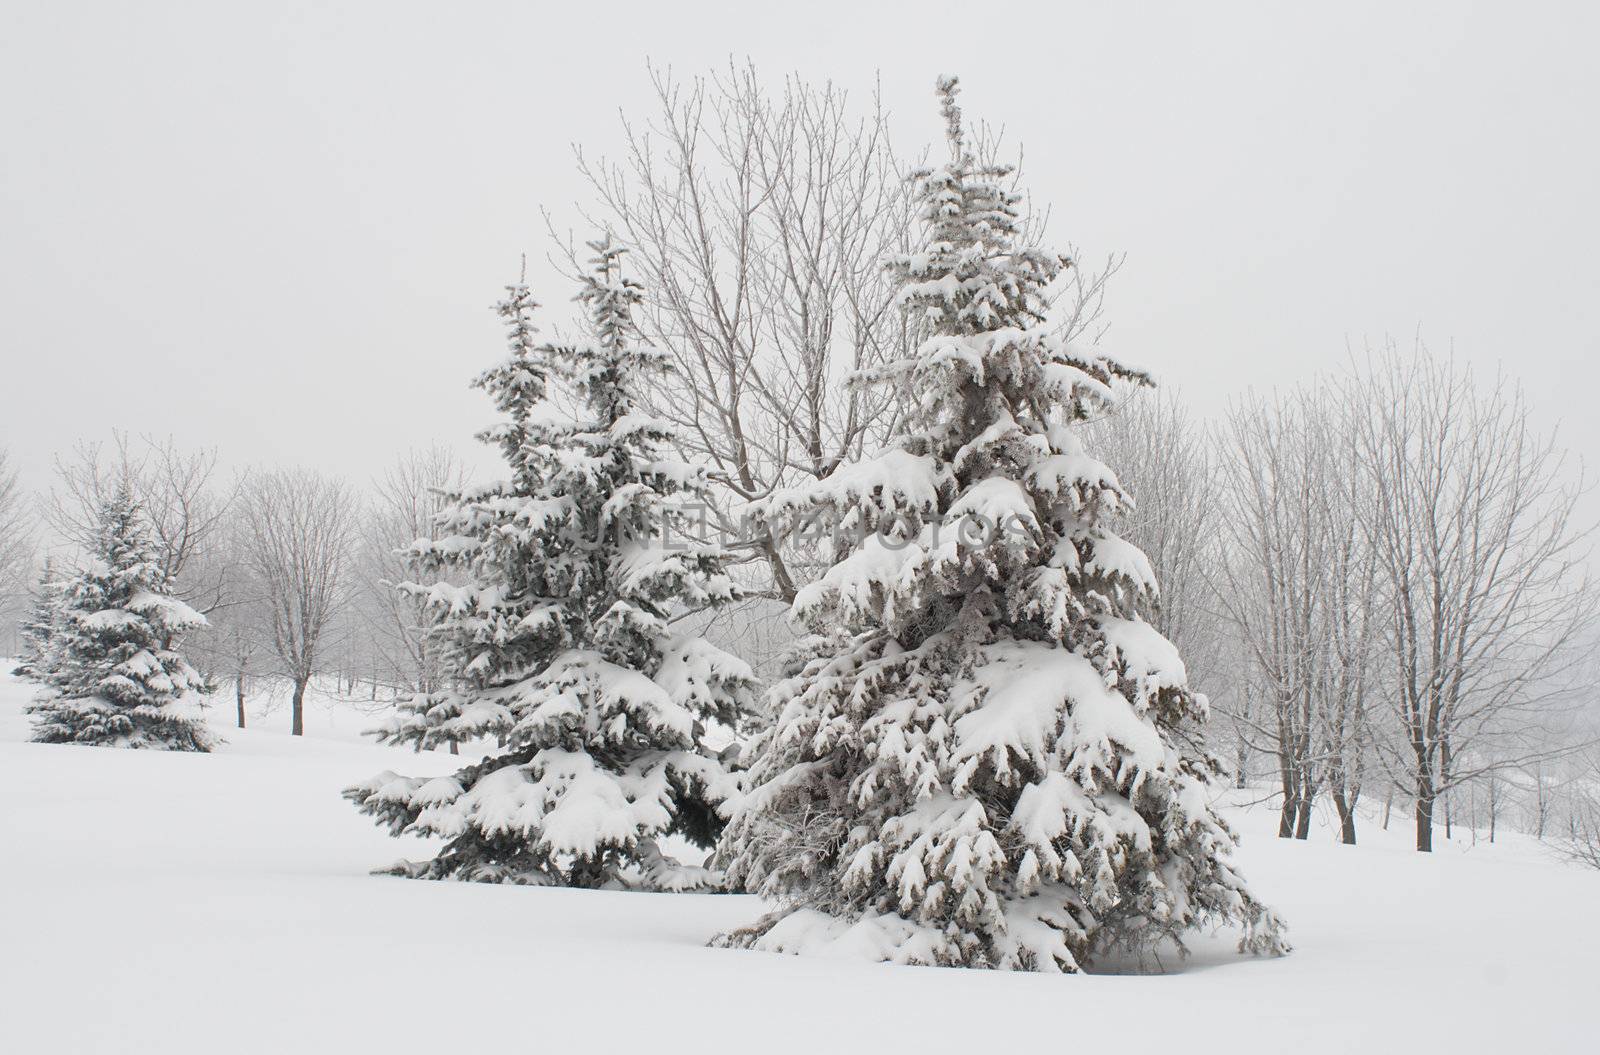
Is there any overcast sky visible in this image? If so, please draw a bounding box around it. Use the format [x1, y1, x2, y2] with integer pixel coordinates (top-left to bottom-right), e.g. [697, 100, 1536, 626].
[3, 0, 1597, 499]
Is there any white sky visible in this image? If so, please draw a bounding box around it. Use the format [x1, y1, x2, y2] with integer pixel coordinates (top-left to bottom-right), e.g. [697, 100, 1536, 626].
[3, 0, 1597, 498]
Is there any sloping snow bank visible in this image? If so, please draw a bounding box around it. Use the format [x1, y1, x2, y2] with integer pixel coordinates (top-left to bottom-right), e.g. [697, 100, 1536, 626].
[0, 667, 1593, 1054]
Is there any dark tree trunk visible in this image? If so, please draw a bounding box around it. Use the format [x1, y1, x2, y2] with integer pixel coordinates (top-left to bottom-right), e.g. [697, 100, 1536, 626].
[1415, 791, 1435, 852]
[1278, 760, 1299, 839]
[1292, 763, 1315, 840]
[1332, 789, 1358, 845]
[1440, 742, 1453, 840]
[291, 677, 308, 736]
[235, 669, 247, 729]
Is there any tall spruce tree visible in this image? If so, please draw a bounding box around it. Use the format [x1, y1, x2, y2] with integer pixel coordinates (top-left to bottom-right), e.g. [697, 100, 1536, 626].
[714, 78, 1288, 971]
[27, 488, 213, 751]
[12, 558, 62, 680]
[347, 239, 755, 889]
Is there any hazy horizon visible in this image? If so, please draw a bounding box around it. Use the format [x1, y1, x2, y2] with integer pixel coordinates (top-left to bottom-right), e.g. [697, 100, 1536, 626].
[4, 0, 1598, 503]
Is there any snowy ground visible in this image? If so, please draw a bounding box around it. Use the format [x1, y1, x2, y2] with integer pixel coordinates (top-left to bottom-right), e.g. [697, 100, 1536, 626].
[219, 677, 426, 743]
[1, 667, 1594, 1054]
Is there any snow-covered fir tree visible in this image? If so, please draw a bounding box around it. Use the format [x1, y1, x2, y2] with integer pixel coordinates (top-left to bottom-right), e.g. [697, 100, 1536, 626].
[363, 274, 552, 755]
[714, 77, 1288, 971]
[27, 488, 213, 751]
[12, 558, 63, 680]
[347, 238, 756, 889]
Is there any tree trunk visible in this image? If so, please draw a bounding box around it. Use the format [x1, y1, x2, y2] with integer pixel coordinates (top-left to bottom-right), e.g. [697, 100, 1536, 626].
[1291, 762, 1315, 840]
[1382, 785, 1393, 830]
[1278, 755, 1298, 839]
[235, 668, 247, 729]
[291, 677, 308, 736]
[1535, 768, 1548, 840]
[1415, 791, 1435, 852]
[1468, 785, 1477, 846]
[1332, 789, 1358, 845]
[1441, 742, 1453, 840]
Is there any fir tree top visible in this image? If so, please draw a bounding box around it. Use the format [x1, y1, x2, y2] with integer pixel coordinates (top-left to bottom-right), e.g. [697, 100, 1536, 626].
[12, 557, 62, 680]
[527, 233, 739, 682]
[895, 75, 1064, 339]
[473, 271, 550, 492]
[375, 238, 749, 749]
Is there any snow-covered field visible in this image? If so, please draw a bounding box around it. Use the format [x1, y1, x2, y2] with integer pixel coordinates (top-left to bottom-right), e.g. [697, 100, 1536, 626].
[1, 667, 1593, 1054]
[220, 678, 415, 743]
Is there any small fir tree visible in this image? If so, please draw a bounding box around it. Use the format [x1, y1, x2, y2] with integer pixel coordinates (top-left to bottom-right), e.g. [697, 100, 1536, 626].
[12, 558, 63, 680]
[713, 78, 1288, 971]
[27, 488, 212, 751]
[347, 239, 755, 889]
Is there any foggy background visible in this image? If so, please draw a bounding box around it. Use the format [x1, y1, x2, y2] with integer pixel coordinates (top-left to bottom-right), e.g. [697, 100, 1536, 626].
[3, 0, 1597, 493]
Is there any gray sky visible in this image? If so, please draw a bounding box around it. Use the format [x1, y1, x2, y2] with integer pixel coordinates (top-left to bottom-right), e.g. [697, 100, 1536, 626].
[3, 0, 1597, 498]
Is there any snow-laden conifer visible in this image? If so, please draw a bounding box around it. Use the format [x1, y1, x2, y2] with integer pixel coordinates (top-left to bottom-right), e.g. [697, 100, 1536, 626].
[347, 239, 755, 889]
[27, 488, 213, 751]
[12, 558, 63, 681]
[714, 77, 1288, 970]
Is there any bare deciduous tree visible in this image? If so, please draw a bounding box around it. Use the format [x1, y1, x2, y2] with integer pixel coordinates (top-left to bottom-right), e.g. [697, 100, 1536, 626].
[1348, 344, 1597, 852]
[241, 469, 360, 736]
[1312, 489, 1381, 845]
[1086, 388, 1217, 665]
[187, 508, 270, 729]
[572, 62, 1117, 599]
[1085, 387, 1262, 784]
[46, 432, 240, 613]
[1216, 386, 1381, 843]
[0, 447, 34, 647]
[573, 64, 912, 599]
[1217, 391, 1325, 839]
[357, 445, 467, 701]
[1555, 748, 1600, 869]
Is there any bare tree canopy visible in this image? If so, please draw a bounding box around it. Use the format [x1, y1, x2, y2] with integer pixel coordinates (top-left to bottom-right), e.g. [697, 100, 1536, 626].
[1085, 387, 1216, 656]
[1348, 344, 1597, 851]
[357, 445, 467, 698]
[0, 447, 34, 635]
[572, 63, 915, 599]
[45, 431, 241, 614]
[240, 468, 360, 736]
[1215, 386, 1380, 844]
[571, 62, 1120, 600]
